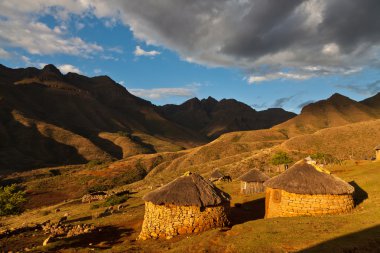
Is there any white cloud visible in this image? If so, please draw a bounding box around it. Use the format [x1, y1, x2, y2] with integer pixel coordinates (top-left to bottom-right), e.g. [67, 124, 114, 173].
[248, 72, 315, 83]
[129, 87, 195, 100]
[57, 64, 81, 74]
[322, 43, 340, 56]
[93, 68, 102, 74]
[134, 46, 160, 57]
[0, 48, 11, 58]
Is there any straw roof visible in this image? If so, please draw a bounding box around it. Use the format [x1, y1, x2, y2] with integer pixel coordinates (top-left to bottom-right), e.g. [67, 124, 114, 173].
[375, 145, 380, 150]
[263, 160, 354, 195]
[210, 169, 225, 179]
[238, 169, 270, 183]
[143, 172, 230, 207]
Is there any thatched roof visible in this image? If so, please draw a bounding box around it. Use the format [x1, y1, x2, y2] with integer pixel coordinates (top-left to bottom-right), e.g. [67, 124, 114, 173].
[210, 169, 225, 179]
[143, 172, 230, 207]
[238, 169, 270, 183]
[375, 145, 380, 150]
[263, 160, 354, 195]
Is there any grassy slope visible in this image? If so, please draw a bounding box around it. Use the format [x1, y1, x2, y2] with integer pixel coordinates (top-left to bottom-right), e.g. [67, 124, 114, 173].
[282, 119, 380, 160]
[1, 161, 379, 252]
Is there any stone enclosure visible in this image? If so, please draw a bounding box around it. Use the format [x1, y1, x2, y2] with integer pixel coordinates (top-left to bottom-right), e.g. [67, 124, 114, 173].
[139, 201, 230, 240]
[265, 188, 354, 218]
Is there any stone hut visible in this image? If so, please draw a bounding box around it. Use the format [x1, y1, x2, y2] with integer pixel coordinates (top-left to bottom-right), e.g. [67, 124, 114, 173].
[375, 145, 380, 161]
[209, 169, 225, 182]
[238, 169, 270, 194]
[263, 160, 355, 218]
[139, 172, 230, 240]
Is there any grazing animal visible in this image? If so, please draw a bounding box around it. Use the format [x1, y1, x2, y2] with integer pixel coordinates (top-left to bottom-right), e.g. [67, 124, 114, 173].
[221, 175, 232, 182]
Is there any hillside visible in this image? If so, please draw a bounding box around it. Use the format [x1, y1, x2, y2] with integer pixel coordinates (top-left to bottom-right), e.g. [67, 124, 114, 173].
[1, 160, 379, 252]
[274, 93, 380, 137]
[0, 64, 205, 172]
[159, 97, 296, 139]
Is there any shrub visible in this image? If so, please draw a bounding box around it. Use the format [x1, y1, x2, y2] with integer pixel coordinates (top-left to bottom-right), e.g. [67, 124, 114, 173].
[271, 151, 293, 166]
[103, 194, 128, 207]
[49, 169, 61, 176]
[87, 184, 112, 194]
[0, 184, 26, 216]
[86, 160, 104, 167]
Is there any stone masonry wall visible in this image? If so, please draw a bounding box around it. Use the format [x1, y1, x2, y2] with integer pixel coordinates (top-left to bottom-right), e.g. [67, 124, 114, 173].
[139, 201, 230, 240]
[241, 182, 265, 194]
[265, 188, 354, 218]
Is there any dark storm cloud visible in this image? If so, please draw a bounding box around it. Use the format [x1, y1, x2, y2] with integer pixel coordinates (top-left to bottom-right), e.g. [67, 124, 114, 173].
[335, 80, 380, 96]
[272, 95, 295, 108]
[117, 0, 380, 77]
[297, 100, 315, 109]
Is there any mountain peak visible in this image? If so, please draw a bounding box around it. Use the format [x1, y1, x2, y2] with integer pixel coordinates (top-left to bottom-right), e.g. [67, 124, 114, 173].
[42, 64, 62, 75]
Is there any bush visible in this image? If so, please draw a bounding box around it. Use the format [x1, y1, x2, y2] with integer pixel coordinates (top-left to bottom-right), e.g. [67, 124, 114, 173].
[49, 169, 61, 176]
[87, 184, 112, 194]
[0, 184, 26, 216]
[103, 194, 128, 207]
[271, 151, 293, 166]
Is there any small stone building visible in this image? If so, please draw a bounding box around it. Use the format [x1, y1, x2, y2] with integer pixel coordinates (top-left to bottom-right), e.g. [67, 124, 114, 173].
[238, 169, 270, 194]
[263, 160, 355, 218]
[139, 172, 230, 240]
[209, 169, 225, 182]
[375, 145, 380, 161]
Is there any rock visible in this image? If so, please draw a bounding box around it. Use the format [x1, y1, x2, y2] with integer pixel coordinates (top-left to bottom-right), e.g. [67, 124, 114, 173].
[55, 208, 60, 213]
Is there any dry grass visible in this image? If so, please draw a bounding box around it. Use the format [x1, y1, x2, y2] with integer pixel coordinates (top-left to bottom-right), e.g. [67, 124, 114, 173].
[1, 161, 379, 252]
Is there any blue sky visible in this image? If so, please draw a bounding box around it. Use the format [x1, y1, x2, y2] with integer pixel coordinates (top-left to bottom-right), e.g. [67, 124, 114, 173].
[0, 1, 379, 113]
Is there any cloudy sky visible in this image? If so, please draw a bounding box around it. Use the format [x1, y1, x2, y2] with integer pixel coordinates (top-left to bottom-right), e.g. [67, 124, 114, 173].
[0, 0, 379, 112]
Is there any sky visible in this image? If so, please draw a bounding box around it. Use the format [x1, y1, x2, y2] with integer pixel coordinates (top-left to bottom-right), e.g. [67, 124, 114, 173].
[0, 0, 379, 113]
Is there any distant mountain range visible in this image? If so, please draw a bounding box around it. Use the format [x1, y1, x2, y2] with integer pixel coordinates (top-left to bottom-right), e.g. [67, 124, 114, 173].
[274, 92, 380, 137]
[0, 64, 296, 171]
[159, 97, 296, 139]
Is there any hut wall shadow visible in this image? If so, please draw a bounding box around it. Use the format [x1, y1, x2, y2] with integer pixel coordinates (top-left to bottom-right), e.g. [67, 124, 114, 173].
[229, 197, 265, 226]
[298, 225, 380, 253]
[48, 226, 134, 250]
[349, 181, 368, 206]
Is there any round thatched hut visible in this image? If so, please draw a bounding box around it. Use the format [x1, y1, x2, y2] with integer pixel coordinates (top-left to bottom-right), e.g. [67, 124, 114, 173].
[239, 169, 270, 194]
[263, 160, 355, 218]
[139, 172, 230, 240]
[209, 169, 225, 182]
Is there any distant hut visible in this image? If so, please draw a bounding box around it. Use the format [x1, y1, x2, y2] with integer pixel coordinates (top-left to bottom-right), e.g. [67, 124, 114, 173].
[263, 160, 355, 218]
[375, 145, 380, 161]
[209, 169, 225, 182]
[139, 172, 230, 240]
[239, 169, 270, 194]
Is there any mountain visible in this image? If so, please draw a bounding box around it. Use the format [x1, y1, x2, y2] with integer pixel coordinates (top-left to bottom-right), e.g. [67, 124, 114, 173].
[159, 97, 296, 139]
[273, 93, 380, 137]
[0, 64, 206, 171]
[0, 64, 296, 172]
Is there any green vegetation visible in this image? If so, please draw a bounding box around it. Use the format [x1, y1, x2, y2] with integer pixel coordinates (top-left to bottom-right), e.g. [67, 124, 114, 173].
[104, 194, 129, 207]
[0, 184, 26, 216]
[270, 151, 293, 166]
[87, 184, 112, 193]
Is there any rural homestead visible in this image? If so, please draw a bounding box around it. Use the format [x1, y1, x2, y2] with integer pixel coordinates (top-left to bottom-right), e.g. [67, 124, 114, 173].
[264, 160, 355, 218]
[139, 172, 230, 240]
[238, 169, 270, 194]
[1, 0, 379, 252]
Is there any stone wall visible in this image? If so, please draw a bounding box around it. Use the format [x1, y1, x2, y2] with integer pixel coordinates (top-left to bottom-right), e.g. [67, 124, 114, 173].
[139, 201, 230, 240]
[376, 150, 380, 161]
[240, 182, 265, 194]
[265, 188, 354, 218]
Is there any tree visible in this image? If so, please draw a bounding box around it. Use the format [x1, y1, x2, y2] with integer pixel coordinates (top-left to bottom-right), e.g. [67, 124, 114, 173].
[271, 151, 293, 166]
[0, 184, 26, 216]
